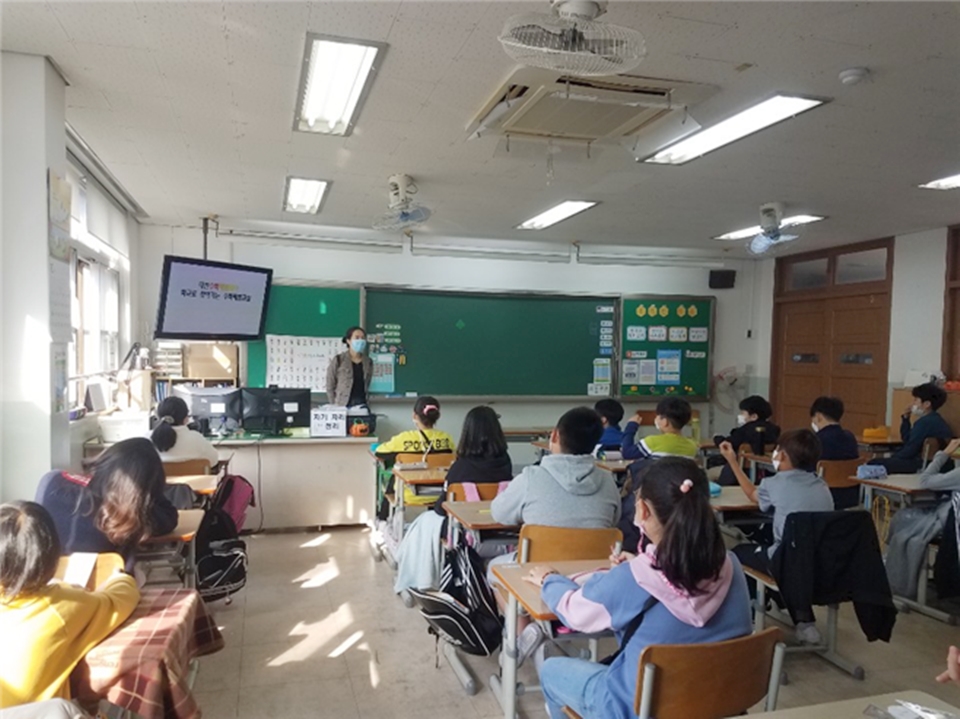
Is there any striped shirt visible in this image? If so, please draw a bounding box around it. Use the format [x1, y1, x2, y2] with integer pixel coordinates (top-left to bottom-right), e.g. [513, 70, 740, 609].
[621, 422, 699, 461]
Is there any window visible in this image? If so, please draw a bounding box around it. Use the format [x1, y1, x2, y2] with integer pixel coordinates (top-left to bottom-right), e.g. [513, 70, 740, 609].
[70, 255, 120, 406]
[836, 248, 888, 284]
[786, 258, 829, 291]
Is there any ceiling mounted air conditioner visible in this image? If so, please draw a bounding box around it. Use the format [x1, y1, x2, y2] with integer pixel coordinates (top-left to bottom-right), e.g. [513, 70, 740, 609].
[466, 67, 716, 146]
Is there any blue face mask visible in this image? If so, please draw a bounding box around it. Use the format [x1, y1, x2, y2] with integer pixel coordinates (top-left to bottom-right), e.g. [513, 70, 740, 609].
[350, 338, 367, 353]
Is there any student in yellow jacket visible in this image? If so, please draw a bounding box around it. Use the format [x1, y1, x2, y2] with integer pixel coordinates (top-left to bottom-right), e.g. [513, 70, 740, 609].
[0, 501, 140, 709]
[374, 396, 455, 508]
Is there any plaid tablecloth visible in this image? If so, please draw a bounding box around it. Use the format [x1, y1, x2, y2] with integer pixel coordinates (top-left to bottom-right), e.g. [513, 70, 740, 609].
[71, 589, 224, 719]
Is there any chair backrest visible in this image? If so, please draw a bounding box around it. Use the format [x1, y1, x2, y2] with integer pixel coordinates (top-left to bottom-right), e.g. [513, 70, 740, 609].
[635, 628, 784, 719]
[55, 552, 125, 591]
[519, 525, 622, 563]
[817, 458, 865, 489]
[446, 482, 503, 502]
[395, 452, 454, 469]
[922, 437, 947, 468]
[163, 459, 210, 477]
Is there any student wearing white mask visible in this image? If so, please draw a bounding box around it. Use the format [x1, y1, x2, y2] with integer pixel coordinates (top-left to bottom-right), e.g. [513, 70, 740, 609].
[709, 395, 781, 486]
[325, 326, 373, 407]
[720, 429, 833, 645]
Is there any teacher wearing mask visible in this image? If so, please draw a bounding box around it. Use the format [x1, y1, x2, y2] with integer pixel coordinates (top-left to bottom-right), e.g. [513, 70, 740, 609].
[326, 326, 372, 407]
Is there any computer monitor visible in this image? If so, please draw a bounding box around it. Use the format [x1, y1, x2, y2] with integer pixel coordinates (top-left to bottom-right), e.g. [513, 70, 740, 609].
[173, 385, 243, 435]
[241, 387, 312, 434]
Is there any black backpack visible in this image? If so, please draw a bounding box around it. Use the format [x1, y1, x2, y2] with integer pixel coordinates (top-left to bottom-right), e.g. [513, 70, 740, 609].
[408, 536, 502, 656]
[195, 507, 247, 604]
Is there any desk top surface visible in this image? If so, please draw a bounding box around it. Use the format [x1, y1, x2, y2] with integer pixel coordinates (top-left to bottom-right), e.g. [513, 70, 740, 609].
[393, 467, 448, 484]
[531, 440, 551, 450]
[443, 500, 517, 530]
[596, 459, 632, 473]
[857, 435, 904, 446]
[493, 559, 613, 621]
[855, 473, 933, 493]
[165, 474, 218, 494]
[750, 691, 958, 718]
[145, 509, 204, 543]
[503, 427, 553, 438]
[742, 453, 775, 465]
[710, 486, 757, 511]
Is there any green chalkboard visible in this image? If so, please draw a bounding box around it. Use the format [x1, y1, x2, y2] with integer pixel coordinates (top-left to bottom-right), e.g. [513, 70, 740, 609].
[618, 295, 714, 399]
[364, 288, 617, 396]
[246, 284, 361, 388]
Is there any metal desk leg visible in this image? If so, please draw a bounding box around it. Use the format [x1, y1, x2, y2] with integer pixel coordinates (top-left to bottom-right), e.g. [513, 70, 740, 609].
[185, 537, 197, 590]
[490, 591, 519, 718]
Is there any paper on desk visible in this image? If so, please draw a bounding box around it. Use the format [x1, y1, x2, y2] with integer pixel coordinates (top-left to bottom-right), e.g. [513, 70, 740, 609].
[62, 552, 97, 587]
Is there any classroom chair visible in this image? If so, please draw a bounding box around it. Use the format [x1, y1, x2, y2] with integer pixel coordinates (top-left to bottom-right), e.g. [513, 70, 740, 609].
[394, 452, 455, 469]
[561, 628, 785, 719]
[742, 511, 895, 681]
[518, 525, 623, 661]
[817, 457, 866, 510]
[162, 459, 211, 476]
[54, 552, 124, 590]
[446, 482, 503, 502]
[136, 509, 204, 590]
[921, 437, 948, 470]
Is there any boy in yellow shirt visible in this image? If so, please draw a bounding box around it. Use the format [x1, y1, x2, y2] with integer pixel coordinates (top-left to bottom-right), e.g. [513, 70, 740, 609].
[0, 501, 139, 709]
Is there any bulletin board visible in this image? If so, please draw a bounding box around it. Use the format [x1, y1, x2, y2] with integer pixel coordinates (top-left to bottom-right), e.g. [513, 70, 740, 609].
[618, 295, 715, 399]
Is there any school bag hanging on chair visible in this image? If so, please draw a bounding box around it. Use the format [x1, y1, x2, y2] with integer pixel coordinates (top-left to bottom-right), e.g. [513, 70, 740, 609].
[213, 474, 256, 532]
[407, 534, 503, 657]
[194, 506, 248, 604]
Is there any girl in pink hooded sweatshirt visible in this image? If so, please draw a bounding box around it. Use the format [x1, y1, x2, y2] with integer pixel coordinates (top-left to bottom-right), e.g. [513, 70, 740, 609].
[526, 457, 752, 719]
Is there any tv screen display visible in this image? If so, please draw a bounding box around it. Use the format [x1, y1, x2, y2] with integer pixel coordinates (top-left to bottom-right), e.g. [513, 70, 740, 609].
[154, 256, 272, 341]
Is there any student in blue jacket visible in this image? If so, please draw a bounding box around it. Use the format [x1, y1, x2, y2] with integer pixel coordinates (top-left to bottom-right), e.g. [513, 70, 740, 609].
[869, 383, 952, 474]
[524, 458, 752, 719]
[593, 399, 624, 453]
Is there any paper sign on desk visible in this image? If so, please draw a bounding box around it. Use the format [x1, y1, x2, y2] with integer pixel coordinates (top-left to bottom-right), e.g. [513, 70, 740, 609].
[311, 406, 347, 437]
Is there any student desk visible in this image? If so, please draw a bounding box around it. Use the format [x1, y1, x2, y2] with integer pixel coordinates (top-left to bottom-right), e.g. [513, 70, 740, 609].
[490, 559, 612, 719]
[139, 509, 204, 589]
[166, 474, 218, 496]
[750, 690, 960, 718]
[389, 466, 447, 545]
[73, 587, 224, 719]
[443, 500, 513, 531]
[857, 435, 904, 458]
[596, 458, 632, 474]
[504, 427, 553, 442]
[854, 474, 951, 623]
[531, 439, 551, 460]
[742, 452, 775, 483]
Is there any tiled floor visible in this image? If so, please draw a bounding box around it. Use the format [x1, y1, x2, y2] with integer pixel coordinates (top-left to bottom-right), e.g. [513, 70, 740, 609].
[194, 527, 960, 718]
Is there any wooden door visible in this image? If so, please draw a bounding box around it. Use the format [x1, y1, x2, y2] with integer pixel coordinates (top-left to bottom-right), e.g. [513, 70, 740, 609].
[776, 300, 829, 432]
[824, 295, 890, 434]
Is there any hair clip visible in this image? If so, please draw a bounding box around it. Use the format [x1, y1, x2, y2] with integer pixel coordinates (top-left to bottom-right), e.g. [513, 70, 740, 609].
[679, 479, 694, 493]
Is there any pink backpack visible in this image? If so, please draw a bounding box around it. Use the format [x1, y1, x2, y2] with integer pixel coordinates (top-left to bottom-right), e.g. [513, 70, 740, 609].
[213, 475, 256, 533]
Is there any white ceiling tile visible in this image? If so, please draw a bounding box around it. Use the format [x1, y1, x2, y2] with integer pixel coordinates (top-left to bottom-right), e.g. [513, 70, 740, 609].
[50, 2, 149, 48]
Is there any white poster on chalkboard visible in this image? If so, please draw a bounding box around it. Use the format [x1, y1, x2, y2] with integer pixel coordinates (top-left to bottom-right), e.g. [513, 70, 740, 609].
[265, 334, 342, 391]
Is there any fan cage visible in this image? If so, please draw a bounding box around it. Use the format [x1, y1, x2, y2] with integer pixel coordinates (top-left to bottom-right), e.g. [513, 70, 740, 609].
[499, 12, 646, 77]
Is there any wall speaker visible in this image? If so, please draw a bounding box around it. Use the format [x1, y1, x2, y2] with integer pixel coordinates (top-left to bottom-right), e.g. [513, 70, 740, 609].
[709, 269, 736, 289]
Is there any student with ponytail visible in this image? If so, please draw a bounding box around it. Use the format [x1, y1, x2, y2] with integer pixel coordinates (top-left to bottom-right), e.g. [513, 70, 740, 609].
[373, 396, 455, 460]
[525, 457, 752, 719]
[149, 396, 220, 466]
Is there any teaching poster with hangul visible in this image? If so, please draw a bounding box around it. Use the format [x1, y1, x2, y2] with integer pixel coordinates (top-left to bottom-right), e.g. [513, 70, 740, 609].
[265, 335, 342, 391]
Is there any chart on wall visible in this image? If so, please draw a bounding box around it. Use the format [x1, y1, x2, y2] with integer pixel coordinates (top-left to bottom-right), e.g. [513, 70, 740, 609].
[265, 335, 342, 391]
[619, 296, 714, 399]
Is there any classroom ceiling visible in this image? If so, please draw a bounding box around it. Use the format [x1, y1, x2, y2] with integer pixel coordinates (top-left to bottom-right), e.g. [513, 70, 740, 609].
[2, 1, 959, 254]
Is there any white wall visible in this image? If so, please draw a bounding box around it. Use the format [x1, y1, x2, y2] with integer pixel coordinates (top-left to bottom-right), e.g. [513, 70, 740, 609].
[0, 53, 68, 500]
[137, 224, 771, 455]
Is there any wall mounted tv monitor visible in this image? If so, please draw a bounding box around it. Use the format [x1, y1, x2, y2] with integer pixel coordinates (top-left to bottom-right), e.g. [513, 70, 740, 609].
[154, 256, 273, 341]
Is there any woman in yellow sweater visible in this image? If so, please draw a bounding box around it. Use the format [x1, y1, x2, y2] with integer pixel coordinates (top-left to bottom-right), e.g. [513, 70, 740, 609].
[0, 501, 140, 709]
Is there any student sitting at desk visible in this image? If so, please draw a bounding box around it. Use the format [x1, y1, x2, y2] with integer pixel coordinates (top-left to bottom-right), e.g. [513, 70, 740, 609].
[394, 407, 513, 595]
[711, 395, 781, 486]
[35, 438, 179, 572]
[721, 429, 833, 644]
[374, 395, 455, 461]
[869, 383, 952, 475]
[809, 396, 859, 461]
[0, 501, 140, 709]
[620, 397, 698, 463]
[525, 458, 752, 719]
[150, 396, 220, 468]
[594, 399, 624, 454]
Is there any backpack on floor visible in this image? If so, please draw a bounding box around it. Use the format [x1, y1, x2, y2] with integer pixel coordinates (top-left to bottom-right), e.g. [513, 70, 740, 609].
[408, 535, 502, 656]
[195, 507, 248, 603]
[212, 474, 256, 533]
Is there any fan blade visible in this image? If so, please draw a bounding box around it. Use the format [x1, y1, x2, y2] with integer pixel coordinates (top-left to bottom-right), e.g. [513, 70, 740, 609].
[772, 233, 799, 244]
[748, 233, 774, 255]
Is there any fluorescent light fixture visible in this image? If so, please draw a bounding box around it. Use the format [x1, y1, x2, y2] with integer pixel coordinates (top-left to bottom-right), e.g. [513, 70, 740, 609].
[518, 201, 598, 230]
[283, 177, 330, 214]
[919, 172, 960, 190]
[222, 228, 402, 254]
[576, 245, 725, 268]
[411, 238, 571, 263]
[713, 214, 826, 241]
[645, 95, 827, 165]
[294, 34, 386, 136]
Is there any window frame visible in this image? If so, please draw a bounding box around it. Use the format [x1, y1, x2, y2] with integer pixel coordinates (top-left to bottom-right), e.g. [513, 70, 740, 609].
[943, 225, 960, 380]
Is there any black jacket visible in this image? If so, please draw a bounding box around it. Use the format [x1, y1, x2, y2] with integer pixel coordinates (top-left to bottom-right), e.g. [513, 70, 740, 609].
[714, 419, 781, 455]
[433, 454, 514, 515]
[770, 511, 897, 642]
[817, 424, 860, 461]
